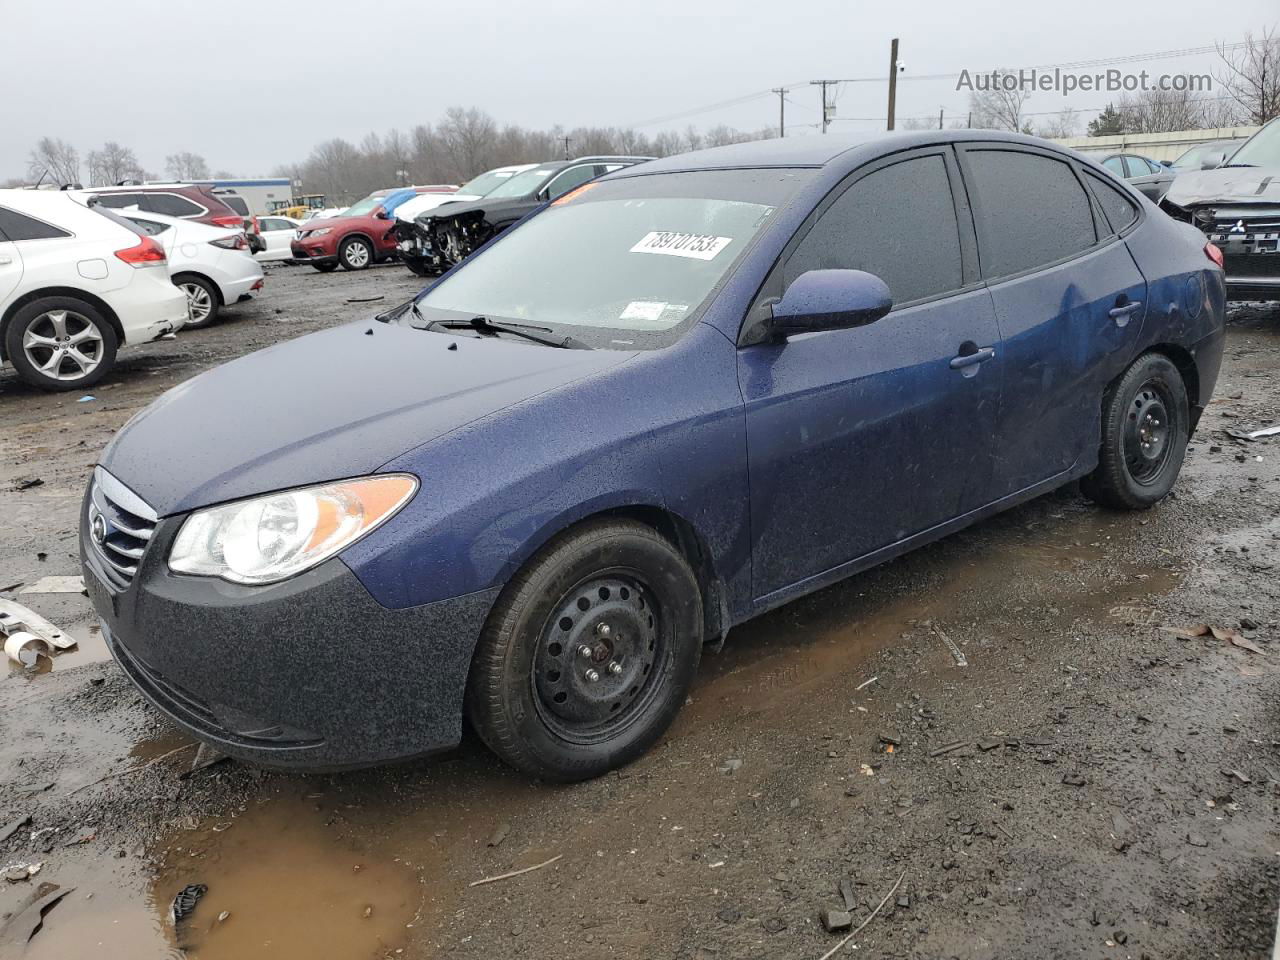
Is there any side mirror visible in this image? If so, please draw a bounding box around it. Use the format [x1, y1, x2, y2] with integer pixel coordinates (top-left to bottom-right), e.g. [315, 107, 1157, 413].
[374, 208, 390, 220]
[770, 269, 893, 338]
[1201, 151, 1227, 171]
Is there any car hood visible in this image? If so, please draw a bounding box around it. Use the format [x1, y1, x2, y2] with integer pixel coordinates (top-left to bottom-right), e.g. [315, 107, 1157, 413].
[100, 322, 630, 517]
[1164, 166, 1280, 207]
[395, 194, 481, 222]
[417, 195, 538, 224]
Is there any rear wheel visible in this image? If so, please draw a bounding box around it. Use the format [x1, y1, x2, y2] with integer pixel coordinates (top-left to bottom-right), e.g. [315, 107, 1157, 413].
[466, 519, 703, 781]
[338, 236, 372, 271]
[1082, 353, 1189, 510]
[312, 262, 339, 273]
[4, 297, 118, 392]
[173, 274, 220, 328]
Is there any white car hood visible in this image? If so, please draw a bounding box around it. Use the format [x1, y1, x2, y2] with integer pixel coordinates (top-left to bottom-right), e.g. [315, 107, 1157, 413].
[1165, 167, 1280, 207]
[395, 194, 480, 222]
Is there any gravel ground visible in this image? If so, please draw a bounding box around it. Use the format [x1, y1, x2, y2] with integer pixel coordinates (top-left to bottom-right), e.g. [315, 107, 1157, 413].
[1, 267, 1278, 960]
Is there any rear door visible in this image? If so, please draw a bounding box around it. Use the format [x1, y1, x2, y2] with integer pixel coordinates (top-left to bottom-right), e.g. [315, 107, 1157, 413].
[958, 144, 1146, 498]
[1123, 155, 1170, 202]
[738, 147, 1003, 600]
[0, 209, 25, 310]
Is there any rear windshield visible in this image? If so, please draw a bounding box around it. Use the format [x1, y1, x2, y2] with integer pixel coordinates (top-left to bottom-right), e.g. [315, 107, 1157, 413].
[342, 194, 389, 217]
[459, 168, 531, 196]
[416, 168, 814, 350]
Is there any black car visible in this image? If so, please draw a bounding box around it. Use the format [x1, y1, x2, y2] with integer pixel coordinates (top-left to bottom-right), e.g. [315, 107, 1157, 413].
[1086, 152, 1175, 203]
[395, 156, 652, 275]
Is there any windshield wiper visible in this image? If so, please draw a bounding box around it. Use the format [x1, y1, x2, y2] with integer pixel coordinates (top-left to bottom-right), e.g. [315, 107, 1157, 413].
[375, 298, 429, 328]
[430, 316, 592, 350]
[1220, 162, 1257, 168]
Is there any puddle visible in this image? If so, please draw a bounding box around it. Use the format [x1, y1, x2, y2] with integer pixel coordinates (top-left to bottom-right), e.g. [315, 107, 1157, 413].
[152, 793, 422, 959]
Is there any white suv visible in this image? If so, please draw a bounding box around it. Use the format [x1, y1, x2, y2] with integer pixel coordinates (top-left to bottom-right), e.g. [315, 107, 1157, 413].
[0, 189, 188, 392]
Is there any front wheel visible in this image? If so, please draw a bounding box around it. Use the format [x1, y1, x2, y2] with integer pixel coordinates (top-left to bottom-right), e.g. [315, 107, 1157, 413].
[312, 262, 339, 273]
[338, 236, 372, 271]
[1082, 353, 1189, 510]
[4, 297, 118, 392]
[466, 519, 703, 781]
[404, 257, 432, 278]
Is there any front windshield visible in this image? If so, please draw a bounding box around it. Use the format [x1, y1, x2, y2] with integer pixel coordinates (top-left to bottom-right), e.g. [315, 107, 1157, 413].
[1172, 144, 1211, 171]
[484, 166, 558, 199]
[1226, 120, 1280, 167]
[459, 167, 532, 197]
[416, 168, 814, 350]
[339, 194, 387, 217]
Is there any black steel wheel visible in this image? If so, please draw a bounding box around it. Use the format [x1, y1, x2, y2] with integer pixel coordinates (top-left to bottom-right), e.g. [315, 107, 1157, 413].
[466, 519, 703, 781]
[1082, 352, 1189, 510]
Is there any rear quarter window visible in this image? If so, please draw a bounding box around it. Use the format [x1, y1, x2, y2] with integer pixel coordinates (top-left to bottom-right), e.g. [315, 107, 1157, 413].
[145, 193, 205, 217]
[0, 206, 72, 240]
[218, 194, 250, 216]
[964, 148, 1097, 280]
[1083, 169, 1140, 235]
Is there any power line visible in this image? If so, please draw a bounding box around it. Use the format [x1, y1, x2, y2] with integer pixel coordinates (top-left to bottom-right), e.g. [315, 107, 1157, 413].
[624, 39, 1247, 129]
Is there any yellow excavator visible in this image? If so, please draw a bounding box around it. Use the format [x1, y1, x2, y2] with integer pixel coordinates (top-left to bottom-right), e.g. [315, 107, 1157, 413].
[267, 194, 327, 219]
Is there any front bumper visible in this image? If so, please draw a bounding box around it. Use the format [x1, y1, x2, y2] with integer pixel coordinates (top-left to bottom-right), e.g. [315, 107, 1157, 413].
[80, 477, 499, 771]
[289, 240, 337, 265]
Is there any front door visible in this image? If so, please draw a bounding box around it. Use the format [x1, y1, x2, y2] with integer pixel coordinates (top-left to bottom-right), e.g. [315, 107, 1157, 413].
[738, 148, 1003, 603]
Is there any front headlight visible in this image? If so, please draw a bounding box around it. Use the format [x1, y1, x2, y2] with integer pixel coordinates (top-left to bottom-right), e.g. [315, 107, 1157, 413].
[307, 228, 331, 238]
[169, 475, 417, 585]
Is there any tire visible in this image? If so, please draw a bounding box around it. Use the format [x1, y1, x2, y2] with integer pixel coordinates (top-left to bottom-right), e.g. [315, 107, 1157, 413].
[466, 519, 703, 781]
[4, 296, 118, 392]
[1082, 352, 1190, 510]
[404, 257, 432, 278]
[312, 262, 339, 273]
[173, 274, 220, 329]
[338, 236, 373, 271]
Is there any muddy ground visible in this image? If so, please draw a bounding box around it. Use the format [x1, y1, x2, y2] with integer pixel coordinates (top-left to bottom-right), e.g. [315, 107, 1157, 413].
[1, 265, 1278, 960]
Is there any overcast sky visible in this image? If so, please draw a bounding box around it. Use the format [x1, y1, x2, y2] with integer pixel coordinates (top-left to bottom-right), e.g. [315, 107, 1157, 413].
[3, 0, 1275, 180]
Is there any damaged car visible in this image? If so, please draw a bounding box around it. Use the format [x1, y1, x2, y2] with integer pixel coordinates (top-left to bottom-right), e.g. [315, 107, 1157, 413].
[396, 156, 651, 275]
[1161, 117, 1280, 301]
[81, 132, 1224, 782]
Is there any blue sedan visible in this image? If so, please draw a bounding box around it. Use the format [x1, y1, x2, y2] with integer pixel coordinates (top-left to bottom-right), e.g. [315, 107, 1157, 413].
[81, 131, 1225, 780]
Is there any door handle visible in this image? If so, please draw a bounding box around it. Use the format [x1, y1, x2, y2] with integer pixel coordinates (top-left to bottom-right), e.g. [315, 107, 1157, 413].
[949, 346, 996, 369]
[1109, 300, 1143, 319]
[0, 257, 12, 266]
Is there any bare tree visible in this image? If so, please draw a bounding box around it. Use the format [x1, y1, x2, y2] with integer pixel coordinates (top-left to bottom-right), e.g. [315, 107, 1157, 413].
[87, 141, 144, 185]
[1216, 26, 1280, 125]
[437, 107, 499, 180]
[303, 138, 362, 203]
[967, 70, 1032, 132]
[899, 116, 939, 131]
[26, 137, 81, 186]
[1117, 89, 1214, 133]
[165, 151, 210, 181]
[1037, 108, 1081, 139]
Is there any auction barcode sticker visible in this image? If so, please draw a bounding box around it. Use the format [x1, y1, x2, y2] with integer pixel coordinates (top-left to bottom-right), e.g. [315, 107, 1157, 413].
[630, 231, 733, 261]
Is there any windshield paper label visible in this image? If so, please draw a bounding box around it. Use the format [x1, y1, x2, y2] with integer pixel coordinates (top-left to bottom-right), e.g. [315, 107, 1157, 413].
[630, 231, 732, 261]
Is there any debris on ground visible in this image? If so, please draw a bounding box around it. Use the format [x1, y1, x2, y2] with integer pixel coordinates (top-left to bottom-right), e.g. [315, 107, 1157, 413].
[17, 576, 85, 596]
[181, 743, 229, 778]
[487, 822, 511, 847]
[0, 814, 31, 844]
[346, 295, 385, 303]
[819, 906, 853, 932]
[928, 740, 969, 757]
[0, 882, 72, 953]
[3, 861, 43, 882]
[11, 476, 43, 491]
[468, 854, 563, 888]
[170, 883, 208, 924]
[718, 758, 744, 774]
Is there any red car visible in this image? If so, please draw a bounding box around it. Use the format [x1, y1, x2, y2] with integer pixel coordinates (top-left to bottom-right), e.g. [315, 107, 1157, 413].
[290, 186, 455, 272]
[83, 184, 245, 230]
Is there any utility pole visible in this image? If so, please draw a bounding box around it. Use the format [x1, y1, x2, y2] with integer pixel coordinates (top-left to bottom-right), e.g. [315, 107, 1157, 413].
[810, 80, 835, 134]
[771, 87, 787, 137]
[938, 108, 944, 130]
[886, 37, 900, 131]
[560, 136, 572, 160]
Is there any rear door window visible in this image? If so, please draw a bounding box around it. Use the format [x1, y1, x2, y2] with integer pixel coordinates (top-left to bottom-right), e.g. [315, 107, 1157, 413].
[145, 192, 205, 217]
[1083, 169, 1140, 235]
[1102, 156, 1126, 177]
[94, 192, 146, 210]
[784, 153, 964, 305]
[0, 206, 71, 240]
[963, 148, 1097, 280]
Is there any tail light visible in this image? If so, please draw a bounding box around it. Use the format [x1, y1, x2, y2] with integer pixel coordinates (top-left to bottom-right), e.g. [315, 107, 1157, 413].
[114, 236, 167, 267]
[210, 215, 243, 228]
[251, 216, 261, 235]
[209, 234, 248, 251]
[1204, 242, 1224, 269]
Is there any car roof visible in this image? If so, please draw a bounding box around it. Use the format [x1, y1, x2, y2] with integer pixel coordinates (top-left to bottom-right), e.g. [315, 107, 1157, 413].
[85, 183, 200, 192]
[612, 130, 1080, 176]
[0, 187, 87, 214]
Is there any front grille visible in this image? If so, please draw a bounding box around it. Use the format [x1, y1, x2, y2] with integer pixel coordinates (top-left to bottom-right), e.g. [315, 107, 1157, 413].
[88, 467, 157, 588]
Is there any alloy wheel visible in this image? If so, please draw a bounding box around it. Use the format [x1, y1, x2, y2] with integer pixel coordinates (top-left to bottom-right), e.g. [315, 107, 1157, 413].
[344, 241, 371, 268]
[180, 282, 213, 324]
[21, 309, 105, 382]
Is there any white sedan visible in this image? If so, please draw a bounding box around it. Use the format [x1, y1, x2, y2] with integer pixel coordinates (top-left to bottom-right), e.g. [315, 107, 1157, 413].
[252, 215, 303, 262]
[0, 189, 188, 391]
[119, 210, 264, 328]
